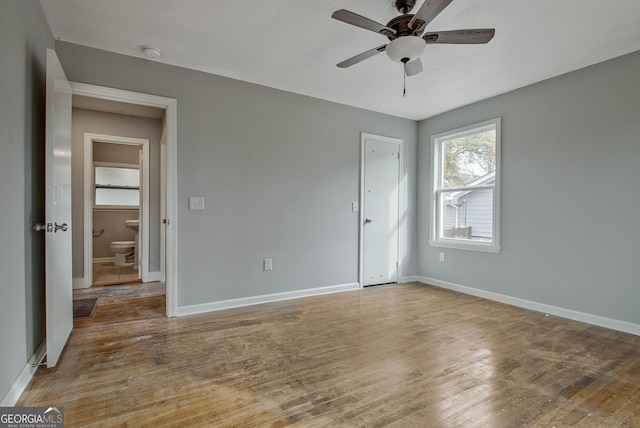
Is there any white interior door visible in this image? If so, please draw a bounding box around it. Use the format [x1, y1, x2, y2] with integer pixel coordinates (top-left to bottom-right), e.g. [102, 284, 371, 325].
[362, 134, 401, 286]
[44, 49, 73, 367]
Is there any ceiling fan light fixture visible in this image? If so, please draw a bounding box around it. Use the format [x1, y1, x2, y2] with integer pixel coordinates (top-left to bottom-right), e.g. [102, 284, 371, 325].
[385, 36, 425, 63]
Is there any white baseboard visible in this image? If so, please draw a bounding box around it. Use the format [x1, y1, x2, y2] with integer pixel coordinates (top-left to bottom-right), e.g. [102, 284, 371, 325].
[73, 277, 90, 289]
[93, 257, 114, 263]
[177, 282, 360, 317]
[400, 275, 418, 283]
[1, 340, 46, 406]
[417, 276, 640, 337]
[145, 271, 162, 283]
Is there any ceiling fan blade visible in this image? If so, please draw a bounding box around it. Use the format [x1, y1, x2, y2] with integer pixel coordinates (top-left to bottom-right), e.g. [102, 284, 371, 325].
[337, 45, 387, 68]
[423, 28, 495, 44]
[404, 58, 423, 76]
[332, 9, 396, 37]
[408, 0, 453, 29]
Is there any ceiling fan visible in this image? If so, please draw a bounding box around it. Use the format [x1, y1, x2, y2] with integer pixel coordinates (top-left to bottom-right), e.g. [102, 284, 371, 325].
[332, 0, 495, 77]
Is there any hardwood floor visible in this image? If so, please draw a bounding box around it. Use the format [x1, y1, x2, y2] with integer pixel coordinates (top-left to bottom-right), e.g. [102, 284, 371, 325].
[18, 283, 640, 427]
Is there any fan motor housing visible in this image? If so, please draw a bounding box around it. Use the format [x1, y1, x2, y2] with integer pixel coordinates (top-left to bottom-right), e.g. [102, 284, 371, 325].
[387, 14, 425, 39]
[394, 0, 416, 14]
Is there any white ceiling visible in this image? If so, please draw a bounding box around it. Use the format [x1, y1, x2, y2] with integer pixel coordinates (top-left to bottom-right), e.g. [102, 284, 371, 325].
[40, 0, 640, 121]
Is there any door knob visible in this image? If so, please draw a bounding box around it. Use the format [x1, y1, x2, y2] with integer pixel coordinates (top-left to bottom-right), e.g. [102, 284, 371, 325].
[54, 222, 68, 233]
[364, 218, 373, 224]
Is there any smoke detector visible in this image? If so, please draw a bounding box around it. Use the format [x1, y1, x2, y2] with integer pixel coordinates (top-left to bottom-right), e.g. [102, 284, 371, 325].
[142, 46, 162, 58]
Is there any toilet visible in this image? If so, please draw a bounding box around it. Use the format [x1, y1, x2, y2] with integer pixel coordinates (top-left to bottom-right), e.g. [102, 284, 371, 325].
[110, 241, 135, 266]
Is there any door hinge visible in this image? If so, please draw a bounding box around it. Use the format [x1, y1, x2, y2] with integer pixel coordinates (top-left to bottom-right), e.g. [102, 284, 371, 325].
[33, 223, 54, 232]
[32, 357, 47, 368]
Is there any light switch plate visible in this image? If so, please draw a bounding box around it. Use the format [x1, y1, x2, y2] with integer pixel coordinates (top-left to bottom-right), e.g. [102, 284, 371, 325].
[352, 202, 359, 212]
[189, 196, 205, 210]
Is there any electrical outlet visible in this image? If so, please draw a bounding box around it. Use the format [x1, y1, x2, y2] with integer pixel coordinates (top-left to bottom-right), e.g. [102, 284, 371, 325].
[263, 259, 272, 271]
[439, 252, 445, 262]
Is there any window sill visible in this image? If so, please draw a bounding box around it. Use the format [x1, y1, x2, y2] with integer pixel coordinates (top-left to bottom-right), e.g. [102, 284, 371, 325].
[93, 206, 140, 211]
[429, 239, 501, 253]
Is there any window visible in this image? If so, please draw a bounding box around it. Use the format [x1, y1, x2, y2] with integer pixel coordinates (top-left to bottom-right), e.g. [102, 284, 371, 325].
[94, 164, 140, 208]
[430, 118, 501, 252]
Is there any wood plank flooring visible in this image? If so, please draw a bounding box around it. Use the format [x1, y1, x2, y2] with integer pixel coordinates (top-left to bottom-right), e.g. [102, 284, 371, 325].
[18, 283, 640, 427]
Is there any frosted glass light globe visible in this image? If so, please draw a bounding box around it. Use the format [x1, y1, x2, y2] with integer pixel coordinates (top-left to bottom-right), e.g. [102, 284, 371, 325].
[385, 36, 425, 63]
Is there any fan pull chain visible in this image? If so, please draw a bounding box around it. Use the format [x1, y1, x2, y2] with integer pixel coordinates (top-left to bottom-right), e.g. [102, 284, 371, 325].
[403, 63, 407, 97]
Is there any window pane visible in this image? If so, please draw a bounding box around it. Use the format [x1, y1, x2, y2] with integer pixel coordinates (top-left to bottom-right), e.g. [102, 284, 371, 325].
[95, 166, 139, 187]
[95, 188, 139, 206]
[439, 189, 493, 242]
[442, 125, 496, 188]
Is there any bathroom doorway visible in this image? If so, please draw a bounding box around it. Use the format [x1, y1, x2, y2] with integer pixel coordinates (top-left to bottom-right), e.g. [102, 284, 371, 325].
[86, 135, 149, 287]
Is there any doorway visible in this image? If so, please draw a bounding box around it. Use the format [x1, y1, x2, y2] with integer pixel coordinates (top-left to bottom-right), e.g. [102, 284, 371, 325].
[70, 82, 178, 317]
[83, 134, 150, 287]
[359, 133, 403, 287]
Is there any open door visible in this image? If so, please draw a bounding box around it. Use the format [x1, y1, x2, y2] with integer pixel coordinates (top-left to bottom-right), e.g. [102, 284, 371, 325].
[44, 49, 73, 367]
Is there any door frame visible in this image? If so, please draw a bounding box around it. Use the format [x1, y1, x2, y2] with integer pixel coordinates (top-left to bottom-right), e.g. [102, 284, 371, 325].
[71, 82, 178, 317]
[358, 133, 404, 288]
[83, 134, 150, 285]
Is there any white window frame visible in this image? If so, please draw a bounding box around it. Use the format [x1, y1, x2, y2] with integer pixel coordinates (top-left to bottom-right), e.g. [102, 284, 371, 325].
[430, 117, 501, 253]
[93, 161, 141, 210]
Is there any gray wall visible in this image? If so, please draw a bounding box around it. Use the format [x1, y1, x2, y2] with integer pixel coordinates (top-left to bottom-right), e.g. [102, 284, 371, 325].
[93, 211, 139, 258]
[71, 109, 163, 275]
[418, 50, 640, 325]
[94, 140, 139, 163]
[0, 1, 53, 402]
[56, 42, 419, 307]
